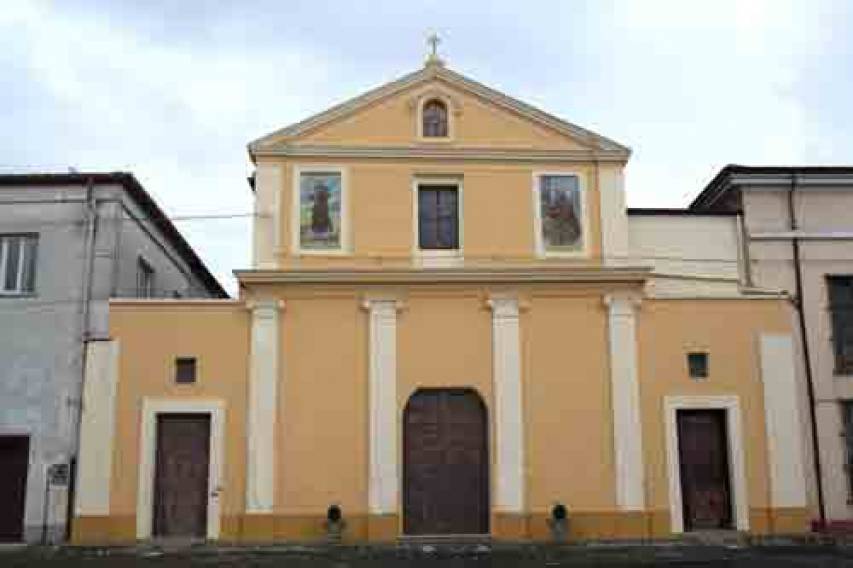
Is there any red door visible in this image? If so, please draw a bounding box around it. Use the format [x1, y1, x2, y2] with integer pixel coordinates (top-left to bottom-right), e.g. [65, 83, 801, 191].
[403, 389, 489, 535]
[677, 409, 733, 531]
[0, 436, 29, 542]
[152, 414, 210, 538]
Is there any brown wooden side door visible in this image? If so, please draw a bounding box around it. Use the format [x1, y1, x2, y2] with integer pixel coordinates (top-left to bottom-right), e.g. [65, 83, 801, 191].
[677, 409, 733, 531]
[0, 436, 29, 542]
[403, 389, 489, 535]
[152, 414, 211, 538]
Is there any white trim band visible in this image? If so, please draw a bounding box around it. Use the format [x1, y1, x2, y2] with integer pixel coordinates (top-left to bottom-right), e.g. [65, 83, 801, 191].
[75, 340, 119, 516]
[488, 296, 525, 513]
[365, 299, 401, 515]
[604, 294, 645, 511]
[664, 395, 749, 534]
[246, 299, 283, 513]
[760, 334, 807, 508]
[137, 398, 225, 540]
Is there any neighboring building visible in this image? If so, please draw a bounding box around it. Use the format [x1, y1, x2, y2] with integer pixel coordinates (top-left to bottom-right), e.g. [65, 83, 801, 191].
[72, 55, 810, 543]
[0, 172, 227, 543]
[691, 165, 853, 528]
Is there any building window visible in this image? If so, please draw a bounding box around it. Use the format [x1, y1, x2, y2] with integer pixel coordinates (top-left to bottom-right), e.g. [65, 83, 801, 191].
[175, 357, 197, 384]
[422, 99, 448, 138]
[535, 174, 584, 255]
[298, 171, 343, 251]
[687, 352, 709, 379]
[829, 276, 853, 375]
[843, 402, 853, 502]
[0, 234, 37, 295]
[137, 257, 155, 298]
[418, 185, 459, 250]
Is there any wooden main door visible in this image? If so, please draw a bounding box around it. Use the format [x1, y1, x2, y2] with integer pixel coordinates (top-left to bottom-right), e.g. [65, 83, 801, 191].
[677, 409, 733, 531]
[403, 389, 489, 535]
[152, 414, 210, 538]
[0, 436, 29, 542]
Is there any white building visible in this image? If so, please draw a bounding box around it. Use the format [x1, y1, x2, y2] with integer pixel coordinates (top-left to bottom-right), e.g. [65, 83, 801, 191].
[691, 165, 853, 527]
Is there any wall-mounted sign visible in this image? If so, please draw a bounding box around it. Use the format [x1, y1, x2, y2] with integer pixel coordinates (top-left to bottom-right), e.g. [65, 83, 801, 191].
[48, 463, 70, 486]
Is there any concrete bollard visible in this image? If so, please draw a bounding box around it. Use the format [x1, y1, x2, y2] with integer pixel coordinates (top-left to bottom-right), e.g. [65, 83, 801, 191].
[547, 503, 569, 543]
[323, 504, 346, 543]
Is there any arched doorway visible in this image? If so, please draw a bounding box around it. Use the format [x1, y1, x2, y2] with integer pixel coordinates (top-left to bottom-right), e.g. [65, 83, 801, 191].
[403, 388, 489, 535]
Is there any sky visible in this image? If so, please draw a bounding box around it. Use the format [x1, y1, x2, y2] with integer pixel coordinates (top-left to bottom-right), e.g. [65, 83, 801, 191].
[2, 0, 852, 294]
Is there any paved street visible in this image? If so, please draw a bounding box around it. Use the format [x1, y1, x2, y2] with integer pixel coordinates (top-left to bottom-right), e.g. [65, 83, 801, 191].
[3, 543, 853, 567]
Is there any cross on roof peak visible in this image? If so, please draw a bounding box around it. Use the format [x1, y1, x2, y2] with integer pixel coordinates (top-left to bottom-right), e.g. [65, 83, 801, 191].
[425, 32, 445, 67]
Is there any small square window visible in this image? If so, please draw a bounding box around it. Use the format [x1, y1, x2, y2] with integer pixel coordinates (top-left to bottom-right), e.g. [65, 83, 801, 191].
[687, 352, 709, 379]
[175, 357, 197, 384]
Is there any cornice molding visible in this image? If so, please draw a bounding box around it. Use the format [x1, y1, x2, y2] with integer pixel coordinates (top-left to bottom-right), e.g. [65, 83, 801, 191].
[235, 266, 651, 286]
[252, 144, 628, 163]
[729, 174, 853, 187]
[108, 298, 242, 307]
[245, 298, 286, 313]
[360, 296, 407, 313]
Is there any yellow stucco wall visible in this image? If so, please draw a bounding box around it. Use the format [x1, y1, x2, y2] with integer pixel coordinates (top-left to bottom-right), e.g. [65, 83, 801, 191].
[637, 298, 799, 534]
[253, 73, 617, 269]
[290, 79, 587, 150]
[76, 290, 805, 543]
[277, 293, 368, 520]
[264, 158, 603, 266]
[105, 302, 251, 540]
[525, 293, 615, 513]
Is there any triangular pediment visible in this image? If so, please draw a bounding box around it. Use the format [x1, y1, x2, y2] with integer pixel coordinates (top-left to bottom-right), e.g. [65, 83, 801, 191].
[249, 64, 629, 158]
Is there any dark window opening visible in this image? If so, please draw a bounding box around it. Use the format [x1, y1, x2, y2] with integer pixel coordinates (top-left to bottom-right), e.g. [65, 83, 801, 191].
[137, 257, 155, 298]
[843, 402, 853, 502]
[418, 186, 459, 250]
[175, 357, 197, 384]
[422, 99, 448, 137]
[687, 352, 709, 379]
[829, 276, 853, 375]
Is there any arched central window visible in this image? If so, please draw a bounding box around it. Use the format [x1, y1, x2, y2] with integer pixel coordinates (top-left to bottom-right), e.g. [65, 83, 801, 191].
[422, 99, 448, 137]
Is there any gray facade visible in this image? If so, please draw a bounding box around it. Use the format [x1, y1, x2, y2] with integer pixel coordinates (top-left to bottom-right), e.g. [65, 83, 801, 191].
[0, 173, 226, 542]
[692, 166, 853, 526]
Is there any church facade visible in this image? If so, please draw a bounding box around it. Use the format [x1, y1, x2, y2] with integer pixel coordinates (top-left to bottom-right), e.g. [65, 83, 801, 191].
[71, 56, 811, 543]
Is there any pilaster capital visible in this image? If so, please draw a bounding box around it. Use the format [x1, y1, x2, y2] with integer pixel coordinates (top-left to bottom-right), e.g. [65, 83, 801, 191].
[485, 295, 528, 318]
[360, 296, 406, 314]
[246, 298, 285, 317]
[603, 293, 642, 315]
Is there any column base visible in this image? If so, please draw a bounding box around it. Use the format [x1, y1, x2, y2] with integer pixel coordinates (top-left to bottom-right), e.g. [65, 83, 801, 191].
[749, 507, 811, 535]
[71, 508, 811, 544]
[71, 515, 135, 544]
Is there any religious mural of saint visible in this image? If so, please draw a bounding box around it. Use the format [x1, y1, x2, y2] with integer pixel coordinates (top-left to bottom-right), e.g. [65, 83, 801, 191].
[299, 172, 341, 249]
[311, 181, 333, 236]
[539, 175, 582, 250]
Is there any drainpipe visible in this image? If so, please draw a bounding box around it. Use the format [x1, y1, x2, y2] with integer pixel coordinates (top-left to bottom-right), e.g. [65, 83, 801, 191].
[788, 173, 827, 527]
[64, 178, 98, 541]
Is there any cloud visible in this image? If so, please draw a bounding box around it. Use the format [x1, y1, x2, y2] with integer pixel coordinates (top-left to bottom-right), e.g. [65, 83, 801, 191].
[1, 0, 850, 290]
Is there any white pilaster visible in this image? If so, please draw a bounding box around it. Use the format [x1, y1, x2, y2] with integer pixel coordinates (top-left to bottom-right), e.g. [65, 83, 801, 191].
[75, 339, 119, 516]
[246, 299, 282, 513]
[604, 294, 645, 510]
[598, 165, 630, 266]
[364, 299, 400, 514]
[252, 162, 282, 269]
[759, 334, 807, 508]
[488, 296, 524, 513]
